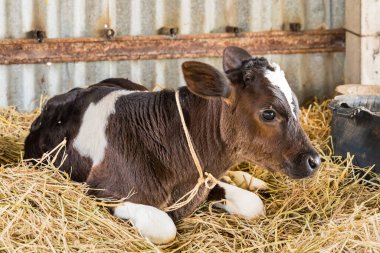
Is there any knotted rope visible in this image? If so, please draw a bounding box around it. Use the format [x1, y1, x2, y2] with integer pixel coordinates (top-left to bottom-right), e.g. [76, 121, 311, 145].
[164, 90, 218, 212]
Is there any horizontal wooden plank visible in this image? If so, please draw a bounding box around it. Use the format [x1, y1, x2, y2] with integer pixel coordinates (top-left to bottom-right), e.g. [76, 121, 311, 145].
[0, 29, 345, 65]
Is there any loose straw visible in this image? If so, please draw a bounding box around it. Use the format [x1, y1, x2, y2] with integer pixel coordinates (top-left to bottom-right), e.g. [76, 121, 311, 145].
[2, 100, 380, 252]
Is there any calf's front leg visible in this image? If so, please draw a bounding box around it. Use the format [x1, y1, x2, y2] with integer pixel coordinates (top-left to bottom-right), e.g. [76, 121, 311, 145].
[224, 171, 268, 191]
[112, 181, 265, 244]
[113, 202, 177, 244]
[208, 181, 265, 219]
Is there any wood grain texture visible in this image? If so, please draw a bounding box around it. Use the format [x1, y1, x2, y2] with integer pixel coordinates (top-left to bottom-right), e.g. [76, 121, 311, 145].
[0, 29, 345, 65]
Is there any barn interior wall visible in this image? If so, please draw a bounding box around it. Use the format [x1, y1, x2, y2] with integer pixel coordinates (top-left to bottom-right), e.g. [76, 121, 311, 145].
[0, 0, 345, 111]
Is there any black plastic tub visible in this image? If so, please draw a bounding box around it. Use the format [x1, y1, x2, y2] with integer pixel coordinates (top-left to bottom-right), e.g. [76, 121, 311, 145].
[329, 95, 380, 174]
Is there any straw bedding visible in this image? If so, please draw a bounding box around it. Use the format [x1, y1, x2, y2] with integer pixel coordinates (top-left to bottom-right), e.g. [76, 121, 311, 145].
[1, 100, 379, 252]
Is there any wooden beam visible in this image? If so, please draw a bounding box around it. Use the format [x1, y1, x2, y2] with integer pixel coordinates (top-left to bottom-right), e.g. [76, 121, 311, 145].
[344, 0, 380, 84]
[0, 29, 345, 65]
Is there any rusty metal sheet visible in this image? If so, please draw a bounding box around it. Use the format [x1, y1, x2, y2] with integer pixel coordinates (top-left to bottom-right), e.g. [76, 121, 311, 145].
[0, 29, 345, 65]
[0, 0, 346, 111]
[0, 53, 345, 111]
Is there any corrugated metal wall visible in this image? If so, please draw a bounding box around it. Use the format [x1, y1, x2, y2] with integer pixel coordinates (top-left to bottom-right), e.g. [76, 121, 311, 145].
[0, 0, 345, 111]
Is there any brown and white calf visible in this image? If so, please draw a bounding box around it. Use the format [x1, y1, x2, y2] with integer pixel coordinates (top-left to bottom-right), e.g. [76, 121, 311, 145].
[24, 47, 320, 244]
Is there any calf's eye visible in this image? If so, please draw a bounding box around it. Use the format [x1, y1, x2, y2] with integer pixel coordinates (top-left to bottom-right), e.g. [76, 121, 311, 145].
[262, 110, 276, 121]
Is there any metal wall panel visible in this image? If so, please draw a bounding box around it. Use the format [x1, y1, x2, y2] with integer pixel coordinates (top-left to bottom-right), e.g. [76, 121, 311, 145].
[0, 0, 345, 111]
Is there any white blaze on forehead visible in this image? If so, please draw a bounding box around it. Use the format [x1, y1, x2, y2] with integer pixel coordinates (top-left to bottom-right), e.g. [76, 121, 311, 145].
[264, 63, 296, 117]
[73, 90, 138, 166]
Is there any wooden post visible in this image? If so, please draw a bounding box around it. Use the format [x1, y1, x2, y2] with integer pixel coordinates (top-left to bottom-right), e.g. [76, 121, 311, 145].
[345, 0, 380, 85]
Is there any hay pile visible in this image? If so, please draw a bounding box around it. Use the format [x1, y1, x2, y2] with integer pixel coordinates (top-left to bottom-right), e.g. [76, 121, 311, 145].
[0, 106, 40, 164]
[1, 101, 380, 252]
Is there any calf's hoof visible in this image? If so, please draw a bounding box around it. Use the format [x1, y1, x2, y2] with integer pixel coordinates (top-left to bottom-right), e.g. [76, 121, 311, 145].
[113, 202, 177, 244]
[227, 171, 268, 191]
[133, 208, 177, 244]
[216, 181, 266, 219]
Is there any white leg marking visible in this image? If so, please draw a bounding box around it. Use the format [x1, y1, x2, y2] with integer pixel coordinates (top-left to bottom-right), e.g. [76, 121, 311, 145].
[114, 202, 177, 244]
[227, 171, 268, 190]
[73, 90, 138, 166]
[215, 181, 265, 219]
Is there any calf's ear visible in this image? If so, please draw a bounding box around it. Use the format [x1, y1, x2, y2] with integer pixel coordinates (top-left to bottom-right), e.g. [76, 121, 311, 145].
[223, 46, 251, 73]
[182, 61, 231, 98]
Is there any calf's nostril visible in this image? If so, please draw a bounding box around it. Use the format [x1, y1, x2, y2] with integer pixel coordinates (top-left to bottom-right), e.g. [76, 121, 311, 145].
[307, 155, 321, 170]
[308, 158, 317, 169]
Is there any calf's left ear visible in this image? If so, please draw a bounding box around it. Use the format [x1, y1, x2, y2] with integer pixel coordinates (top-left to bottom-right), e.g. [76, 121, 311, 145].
[182, 61, 231, 98]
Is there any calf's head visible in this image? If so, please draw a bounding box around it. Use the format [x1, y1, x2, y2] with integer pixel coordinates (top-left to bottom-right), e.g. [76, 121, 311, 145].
[182, 46, 320, 179]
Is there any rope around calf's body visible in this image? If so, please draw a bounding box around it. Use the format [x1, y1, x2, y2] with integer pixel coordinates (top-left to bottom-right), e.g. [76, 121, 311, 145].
[164, 90, 218, 212]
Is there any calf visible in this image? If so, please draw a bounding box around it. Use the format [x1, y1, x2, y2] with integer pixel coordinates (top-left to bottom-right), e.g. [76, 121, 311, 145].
[24, 47, 320, 244]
